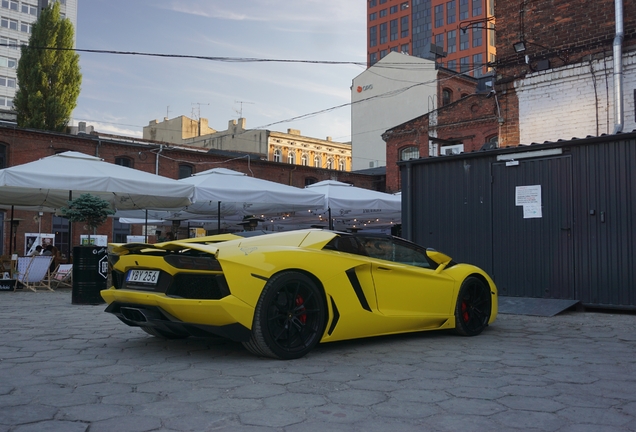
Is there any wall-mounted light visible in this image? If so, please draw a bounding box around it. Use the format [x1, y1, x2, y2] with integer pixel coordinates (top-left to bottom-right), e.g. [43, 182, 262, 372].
[513, 41, 527, 53]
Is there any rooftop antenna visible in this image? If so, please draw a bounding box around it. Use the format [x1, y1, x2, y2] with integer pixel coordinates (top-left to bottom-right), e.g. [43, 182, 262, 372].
[166, 105, 170, 118]
[234, 100, 254, 118]
[191, 103, 209, 136]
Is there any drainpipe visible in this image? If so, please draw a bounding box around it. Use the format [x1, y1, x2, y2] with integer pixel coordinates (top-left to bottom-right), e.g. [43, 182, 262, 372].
[612, 0, 624, 134]
[155, 145, 163, 175]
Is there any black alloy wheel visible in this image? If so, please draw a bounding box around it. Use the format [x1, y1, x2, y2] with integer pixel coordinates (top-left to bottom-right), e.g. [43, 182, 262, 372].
[454, 276, 491, 336]
[243, 271, 326, 360]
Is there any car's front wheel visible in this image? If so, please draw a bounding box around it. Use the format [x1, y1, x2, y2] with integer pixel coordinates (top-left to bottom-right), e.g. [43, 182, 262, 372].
[243, 271, 326, 360]
[454, 276, 491, 336]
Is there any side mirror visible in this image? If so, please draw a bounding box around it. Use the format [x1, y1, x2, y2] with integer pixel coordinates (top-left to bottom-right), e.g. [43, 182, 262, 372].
[426, 249, 452, 273]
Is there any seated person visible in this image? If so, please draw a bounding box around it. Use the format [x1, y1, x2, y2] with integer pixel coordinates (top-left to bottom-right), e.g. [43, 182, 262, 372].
[27, 245, 43, 256]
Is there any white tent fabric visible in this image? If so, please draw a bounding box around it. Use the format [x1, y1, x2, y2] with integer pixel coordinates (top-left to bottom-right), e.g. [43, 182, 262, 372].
[0, 151, 195, 210]
[178, 168, 325, 216]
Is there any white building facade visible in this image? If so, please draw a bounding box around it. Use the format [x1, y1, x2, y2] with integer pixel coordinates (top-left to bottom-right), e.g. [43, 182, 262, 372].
[0, 0, 77, 112]
[351, 51, 437, 170]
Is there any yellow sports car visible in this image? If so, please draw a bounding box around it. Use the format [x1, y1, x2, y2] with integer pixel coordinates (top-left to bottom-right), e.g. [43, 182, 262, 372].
[102, 229, 497, 359]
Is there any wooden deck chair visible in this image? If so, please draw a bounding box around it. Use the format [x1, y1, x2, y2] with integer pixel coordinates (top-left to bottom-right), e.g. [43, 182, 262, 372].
[15, 256, 53, 291]
[49, 264, 73, 289]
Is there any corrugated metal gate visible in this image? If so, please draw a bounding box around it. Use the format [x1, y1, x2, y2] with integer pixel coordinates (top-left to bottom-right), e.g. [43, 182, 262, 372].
[400, 132, 636, 310]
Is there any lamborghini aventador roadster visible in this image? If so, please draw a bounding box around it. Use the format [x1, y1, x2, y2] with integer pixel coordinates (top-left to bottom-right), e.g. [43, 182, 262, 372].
[102, 229, 497, 359]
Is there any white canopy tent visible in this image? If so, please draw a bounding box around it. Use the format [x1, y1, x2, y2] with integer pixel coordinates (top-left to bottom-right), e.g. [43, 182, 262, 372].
[260, 180, 402, 232]
[0, 151, 195, 210]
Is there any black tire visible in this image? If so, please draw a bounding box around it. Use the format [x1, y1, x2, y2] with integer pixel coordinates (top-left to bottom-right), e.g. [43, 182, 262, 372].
[140, 326, 188, 340]
[243, 271, 326, 360]
[454, 276, 491, 336]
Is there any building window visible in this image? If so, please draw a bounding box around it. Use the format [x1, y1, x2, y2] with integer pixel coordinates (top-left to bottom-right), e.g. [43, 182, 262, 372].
[460, 30, 469, 50]
[391, 46, 398, 52]
[287, 150, 296, 164]
[112, 219, 131, 244]
[0, 76, 15, 88]
[447, 30, 456, 54]
[369, 25, 377, 47]
[273, 149, 282, 163]
[326, 158, 334, 170]
[314, 155, 320, 168]
[369, 12, 377, 21]
[178, 165, 193, 179]
[447, 59, 457, 71]
[442, 88, 452, 106]
[460, 56, 470, 73]
[441, 144, 464, 155]
[115, 157, 133, 168]
[472, 0, 482, 16]
[390, 19, 398, 41]
[472, 27, 483, 47]
[379, 8, 387, 17]
[401, 16, 409, 38]
[301, 154, 308, 166]
[21, 3, 37, 15]
[447, 1, 456, 25]
[305, 177, 317, 186]
[400, 146, 419, 161]
[369, 0, 377, 7]
[434, 5, 443, 27]
[473, 53, 483, 77]
[1, 17, 18, 30]
[487, 135, 498, 146]
[380, 49, 387, 59]
[380, 0, 387, 4]
[0, 96, 12, 107]
[0, 143, 6, 169]
[20, 22, 31, 33]
[339, 160, 346, 171]
[390, 5, 397, 13]
[401, 1, 409, 10]
[369, 52, 378, 65]
[460, 0, 469, 19]
[379, 22, 387, 44]
[0, 37, 17, 49]
[401, 43, 409, 53]
[1, 1, 18, 11]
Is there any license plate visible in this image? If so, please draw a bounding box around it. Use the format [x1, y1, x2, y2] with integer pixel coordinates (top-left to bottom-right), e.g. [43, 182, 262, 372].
[126, 269, 160, 285]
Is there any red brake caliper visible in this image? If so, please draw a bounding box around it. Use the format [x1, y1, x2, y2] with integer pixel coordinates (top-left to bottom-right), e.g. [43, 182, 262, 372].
[462, 301, 470, 322]
[295, 295, 307, 324]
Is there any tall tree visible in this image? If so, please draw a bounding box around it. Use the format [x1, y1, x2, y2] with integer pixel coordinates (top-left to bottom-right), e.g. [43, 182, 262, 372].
[13, 1, 81, 131]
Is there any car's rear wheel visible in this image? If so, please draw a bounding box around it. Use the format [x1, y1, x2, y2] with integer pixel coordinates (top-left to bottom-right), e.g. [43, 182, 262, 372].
[243, 271, 326, 360]
[140, 326, 188, 339]
[454, 276, 491, 336]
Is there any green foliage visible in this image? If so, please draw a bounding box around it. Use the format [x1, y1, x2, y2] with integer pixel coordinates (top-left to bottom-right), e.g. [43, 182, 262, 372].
[14, 2, 81, 131]
[61, 194, 114, 239]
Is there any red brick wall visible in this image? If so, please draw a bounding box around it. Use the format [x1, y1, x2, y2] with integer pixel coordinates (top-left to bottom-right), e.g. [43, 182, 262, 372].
[0, 126, 383, 255]
[494, 0, 636, 146]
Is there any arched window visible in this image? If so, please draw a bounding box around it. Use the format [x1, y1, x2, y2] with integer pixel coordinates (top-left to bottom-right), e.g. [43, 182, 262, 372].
[287, 150, 296, 164]
[178, 164, 193, 179]
[273, 149, 282, 163]
[338, 159, 346, 171]
[400, 146, 419, 161]
[442, 88, 452, 106]
[115, 156, 133, 168]
[301, 154, 308, 166]
[326, 158, 334, 170]
[314, 155, 321, 168]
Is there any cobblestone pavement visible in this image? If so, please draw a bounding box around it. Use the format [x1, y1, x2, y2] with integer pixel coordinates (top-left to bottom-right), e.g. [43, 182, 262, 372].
[1, 291, 636, 431]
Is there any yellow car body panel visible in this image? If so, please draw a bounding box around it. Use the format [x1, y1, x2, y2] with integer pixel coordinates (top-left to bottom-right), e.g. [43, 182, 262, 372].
[102, 229, 497, 356]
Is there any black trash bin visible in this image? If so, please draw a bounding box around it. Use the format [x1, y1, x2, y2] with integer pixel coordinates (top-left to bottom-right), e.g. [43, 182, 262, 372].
[72, 245, 108, 305]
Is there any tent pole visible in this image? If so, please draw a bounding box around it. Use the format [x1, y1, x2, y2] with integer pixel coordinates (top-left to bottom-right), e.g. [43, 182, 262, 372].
[328, 207, 333, 230]
[68, 191, 72, 263]
[144, 209, 148, 243]
[9, 205, 14, 256]
[217, 201, 221, 233]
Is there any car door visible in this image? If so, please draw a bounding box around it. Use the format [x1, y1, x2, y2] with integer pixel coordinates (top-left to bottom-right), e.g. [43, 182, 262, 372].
[363, 237, 456, 318]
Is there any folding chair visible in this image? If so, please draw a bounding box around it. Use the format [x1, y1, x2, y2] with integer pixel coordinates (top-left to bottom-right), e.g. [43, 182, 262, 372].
[15, 256, 53, 291]
[49, 264, 73, 289]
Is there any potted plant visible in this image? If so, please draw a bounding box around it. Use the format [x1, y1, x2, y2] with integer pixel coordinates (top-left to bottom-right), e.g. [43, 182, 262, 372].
[60, 193, 114, 305]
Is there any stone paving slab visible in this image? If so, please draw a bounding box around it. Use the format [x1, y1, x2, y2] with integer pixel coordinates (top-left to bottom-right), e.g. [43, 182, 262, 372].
[1, 291, 635, 431]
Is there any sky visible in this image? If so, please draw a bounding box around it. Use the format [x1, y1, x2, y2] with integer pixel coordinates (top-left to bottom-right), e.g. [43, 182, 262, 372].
[72, 0, 367, 143]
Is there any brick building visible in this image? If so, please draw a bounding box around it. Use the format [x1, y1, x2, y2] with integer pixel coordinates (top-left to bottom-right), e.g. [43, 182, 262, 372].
[493, 0, 636, 147]
[0, 125, 382, 258]
[382, 68, 499, 192]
